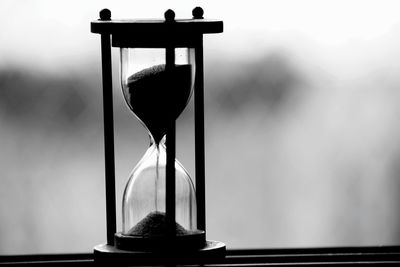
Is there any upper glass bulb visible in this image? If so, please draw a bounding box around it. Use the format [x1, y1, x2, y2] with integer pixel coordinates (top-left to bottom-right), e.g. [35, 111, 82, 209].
[121, 48, 195, 144]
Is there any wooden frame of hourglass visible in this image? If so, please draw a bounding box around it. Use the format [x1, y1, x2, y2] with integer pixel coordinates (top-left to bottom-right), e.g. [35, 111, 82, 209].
[91, 7, 224, 264]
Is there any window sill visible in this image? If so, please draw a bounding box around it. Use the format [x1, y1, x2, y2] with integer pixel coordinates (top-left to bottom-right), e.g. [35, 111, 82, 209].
[1, 246, 399, 266]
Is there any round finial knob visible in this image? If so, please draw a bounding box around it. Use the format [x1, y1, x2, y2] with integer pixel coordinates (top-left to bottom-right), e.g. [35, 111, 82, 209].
[99, 9, 111, 20]
[192, 7, 204, 19]
[164, 9, 175, 22]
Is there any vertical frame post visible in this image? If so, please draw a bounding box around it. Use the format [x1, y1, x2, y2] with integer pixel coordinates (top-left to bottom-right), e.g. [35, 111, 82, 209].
[194, 34, 206, 233]
[99, 9, 117, 246]
[165, 9, 177, 239]
[165, 44, 176, 238]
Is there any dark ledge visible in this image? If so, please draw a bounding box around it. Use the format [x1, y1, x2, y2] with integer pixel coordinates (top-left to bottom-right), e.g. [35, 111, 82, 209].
[1, 246, 400, 266]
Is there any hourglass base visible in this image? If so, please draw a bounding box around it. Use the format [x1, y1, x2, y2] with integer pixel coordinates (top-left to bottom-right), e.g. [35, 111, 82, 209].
[115, 230, 206, 251]
[93, 240, 226, 265]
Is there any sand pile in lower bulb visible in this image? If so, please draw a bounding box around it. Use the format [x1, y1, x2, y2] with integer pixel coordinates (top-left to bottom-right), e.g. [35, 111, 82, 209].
[127, 211, 188, 237]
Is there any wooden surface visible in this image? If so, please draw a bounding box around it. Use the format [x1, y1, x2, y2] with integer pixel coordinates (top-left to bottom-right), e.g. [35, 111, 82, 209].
[1, 246, 400, 266]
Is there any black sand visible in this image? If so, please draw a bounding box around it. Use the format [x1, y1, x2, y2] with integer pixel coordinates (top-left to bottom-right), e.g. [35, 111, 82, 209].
[127, 64, 192, 144]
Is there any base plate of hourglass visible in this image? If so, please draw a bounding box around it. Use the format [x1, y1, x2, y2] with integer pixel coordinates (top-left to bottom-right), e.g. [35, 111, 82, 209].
[94, 240, 226, 265]
[114, 230, 206, 251]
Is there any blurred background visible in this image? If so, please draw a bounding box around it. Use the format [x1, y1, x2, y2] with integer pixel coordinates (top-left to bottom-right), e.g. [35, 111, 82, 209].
[1, 0, 400, 254]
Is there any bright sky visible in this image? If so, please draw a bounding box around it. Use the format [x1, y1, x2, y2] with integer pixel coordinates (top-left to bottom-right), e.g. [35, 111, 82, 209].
[1, 0, 400, 72]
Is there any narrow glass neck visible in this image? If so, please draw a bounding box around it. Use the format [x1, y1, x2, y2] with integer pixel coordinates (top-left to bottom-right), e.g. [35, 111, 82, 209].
[149, 134, 165, 148]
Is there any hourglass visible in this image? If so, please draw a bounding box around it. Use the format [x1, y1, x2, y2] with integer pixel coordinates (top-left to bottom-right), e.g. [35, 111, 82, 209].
[91, 7, 224, 264]
[117, 45, 203, 251]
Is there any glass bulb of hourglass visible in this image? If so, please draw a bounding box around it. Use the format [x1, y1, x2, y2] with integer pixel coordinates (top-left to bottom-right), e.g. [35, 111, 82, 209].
[122, 140, 196, 235]
[120, 48, 197, 236]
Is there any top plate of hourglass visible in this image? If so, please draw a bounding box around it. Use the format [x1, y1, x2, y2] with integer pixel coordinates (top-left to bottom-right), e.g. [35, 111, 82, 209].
[92, 19, 222, 34]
